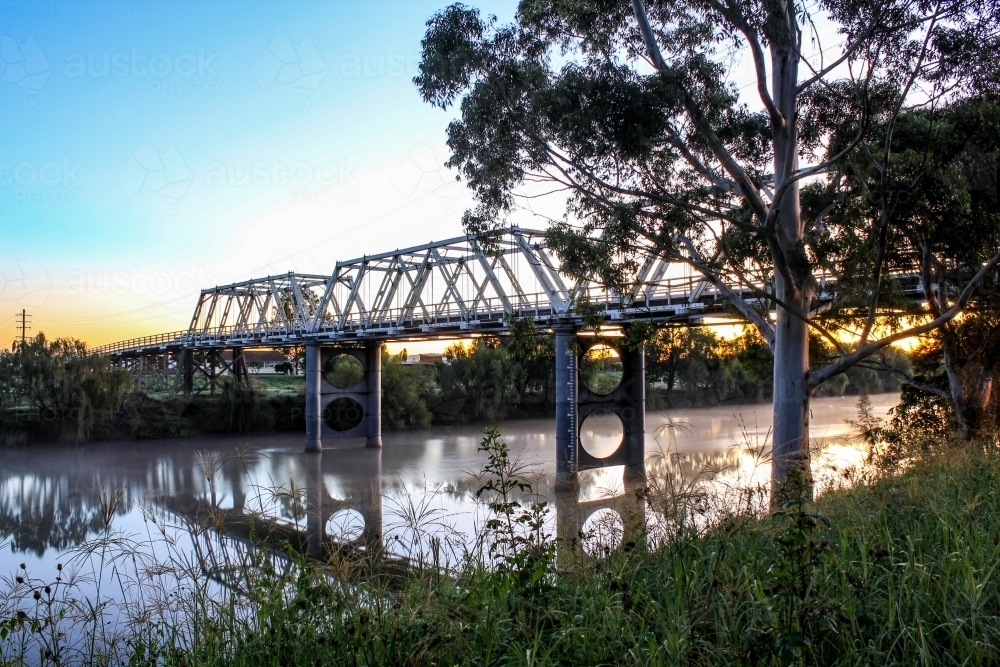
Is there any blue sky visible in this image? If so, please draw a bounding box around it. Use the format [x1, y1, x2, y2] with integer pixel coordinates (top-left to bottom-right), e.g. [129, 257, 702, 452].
[0, 0, 518, 345]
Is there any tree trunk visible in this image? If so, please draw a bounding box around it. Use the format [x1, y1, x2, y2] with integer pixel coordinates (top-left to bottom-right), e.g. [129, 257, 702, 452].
[666, 347, 677, 407]
[771, 292, 813, 508]
[943, 343, 973, 441]
[974, 369, 995, 439]
[769, 31, 813, 508]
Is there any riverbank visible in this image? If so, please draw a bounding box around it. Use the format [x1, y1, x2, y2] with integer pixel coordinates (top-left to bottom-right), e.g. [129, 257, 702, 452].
[182, 438, 1000, 666]
[1, 331, 908, 446]
[1, 384, 888, 446]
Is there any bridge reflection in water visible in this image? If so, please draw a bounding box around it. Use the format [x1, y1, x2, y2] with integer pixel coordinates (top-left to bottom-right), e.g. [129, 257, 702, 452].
[154, 448, 648, 573]
[1, 446, 655, 576]
[1, 396, 895, 579]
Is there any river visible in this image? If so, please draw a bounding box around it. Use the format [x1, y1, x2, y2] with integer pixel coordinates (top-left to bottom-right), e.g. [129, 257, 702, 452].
[1, 393, 896, 583]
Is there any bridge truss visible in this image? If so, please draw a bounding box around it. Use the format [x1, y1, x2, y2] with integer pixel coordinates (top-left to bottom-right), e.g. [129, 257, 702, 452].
[93, 227, 754, 358]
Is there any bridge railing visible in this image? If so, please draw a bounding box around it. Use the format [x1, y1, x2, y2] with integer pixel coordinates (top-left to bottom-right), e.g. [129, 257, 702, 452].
[89, 331, 190, 356]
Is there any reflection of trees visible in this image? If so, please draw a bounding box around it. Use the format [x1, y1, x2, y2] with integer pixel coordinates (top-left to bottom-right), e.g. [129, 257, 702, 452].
[0, 475, 130, 556]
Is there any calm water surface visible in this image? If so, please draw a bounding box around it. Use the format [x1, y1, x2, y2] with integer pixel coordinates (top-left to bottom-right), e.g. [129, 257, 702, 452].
[1, 394, 897, 581]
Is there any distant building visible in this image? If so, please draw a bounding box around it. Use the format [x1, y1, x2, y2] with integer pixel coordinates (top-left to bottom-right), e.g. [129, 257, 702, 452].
[402, 352, 446, 365]
[243, 350, 288, 374]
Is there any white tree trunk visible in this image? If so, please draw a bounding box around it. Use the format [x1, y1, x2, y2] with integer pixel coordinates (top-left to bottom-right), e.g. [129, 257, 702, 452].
[769, 31, 813, 506]
[771, 292, 813, 506]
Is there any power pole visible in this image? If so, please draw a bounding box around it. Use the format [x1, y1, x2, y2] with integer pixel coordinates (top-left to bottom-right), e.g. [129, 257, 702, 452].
[15, 309, 31, 345]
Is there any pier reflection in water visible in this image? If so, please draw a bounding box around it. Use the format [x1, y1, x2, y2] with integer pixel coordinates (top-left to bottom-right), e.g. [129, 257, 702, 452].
[1, 394, 898, 578]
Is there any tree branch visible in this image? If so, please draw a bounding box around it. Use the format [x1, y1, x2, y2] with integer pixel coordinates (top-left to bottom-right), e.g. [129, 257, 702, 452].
[809, 249, 1000, 388]
[676, 234, 776, 347]
[631, 0, 667, 70]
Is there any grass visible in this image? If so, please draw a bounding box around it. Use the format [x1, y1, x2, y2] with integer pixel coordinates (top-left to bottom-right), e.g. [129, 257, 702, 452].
[185, 441, 1000, 666]
[3, 428, 1000, 666]
[250, 374, 305, 396]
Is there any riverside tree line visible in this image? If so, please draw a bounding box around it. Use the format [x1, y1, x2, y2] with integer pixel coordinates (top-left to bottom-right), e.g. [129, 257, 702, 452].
[0, 318, 963, 444]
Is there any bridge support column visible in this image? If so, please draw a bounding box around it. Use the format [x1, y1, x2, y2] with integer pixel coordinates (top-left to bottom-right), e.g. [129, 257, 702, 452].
[554, 325, 579, 492]
[231, 347, 250, 388]
[181, 349, 193, 396]
[571, 331, 647, 484]
[305, 343, 322, 453]
[622, 341, 647, 483]
[365, 341, 383, 448]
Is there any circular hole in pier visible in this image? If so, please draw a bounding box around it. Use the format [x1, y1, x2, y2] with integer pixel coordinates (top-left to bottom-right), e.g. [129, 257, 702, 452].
[324, 353, 364, 389]
[327, 509, 365, 542]
[580, 344, 623, 395]
[324, 397, 365, 432]
[580, 409, 624, 459]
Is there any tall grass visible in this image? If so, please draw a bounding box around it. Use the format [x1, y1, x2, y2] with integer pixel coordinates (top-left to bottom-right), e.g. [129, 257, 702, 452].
[3, 426, 1000, 665]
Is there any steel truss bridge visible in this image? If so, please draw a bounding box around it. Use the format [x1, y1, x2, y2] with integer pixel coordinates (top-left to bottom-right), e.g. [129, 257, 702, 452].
[91, 227, 771, 360]
[91, 226, 924, 480]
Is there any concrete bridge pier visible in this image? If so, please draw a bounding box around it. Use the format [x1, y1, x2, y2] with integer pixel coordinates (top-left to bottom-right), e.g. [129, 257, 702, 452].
[554, 325, 579, 492]
[305, 343, 323, 453]
[364, 341, 383, 449]
[304, 341, 383, 453]
[555, 325, 647, 491]
[620, 341, 647, 485]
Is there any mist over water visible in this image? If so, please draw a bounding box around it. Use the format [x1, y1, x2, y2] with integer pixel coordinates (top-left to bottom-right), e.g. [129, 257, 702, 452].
[1, 393, 897, 580]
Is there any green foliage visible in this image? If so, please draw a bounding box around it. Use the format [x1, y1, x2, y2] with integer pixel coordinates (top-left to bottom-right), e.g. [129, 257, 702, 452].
[644, 327, 908, 407]
[438, 338, 525, 422]
[475, 426, 555, 589]
[381, 351, 433, 431]
[0, 334, 132, 441]
[220, 380, 276, 433]
[647, 328, 763, 406]
[579, 344, 623, 394]
[749, 479, 837, 665]
[323, 353, 364, 389]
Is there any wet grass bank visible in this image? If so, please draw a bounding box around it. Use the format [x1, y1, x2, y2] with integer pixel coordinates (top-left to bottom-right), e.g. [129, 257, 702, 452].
[4, 429, 998, 665]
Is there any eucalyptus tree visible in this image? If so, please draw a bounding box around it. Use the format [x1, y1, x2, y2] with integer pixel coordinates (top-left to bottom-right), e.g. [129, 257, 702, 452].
[415, 0, 1000, 500]
[844, 97, 1000, 441]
